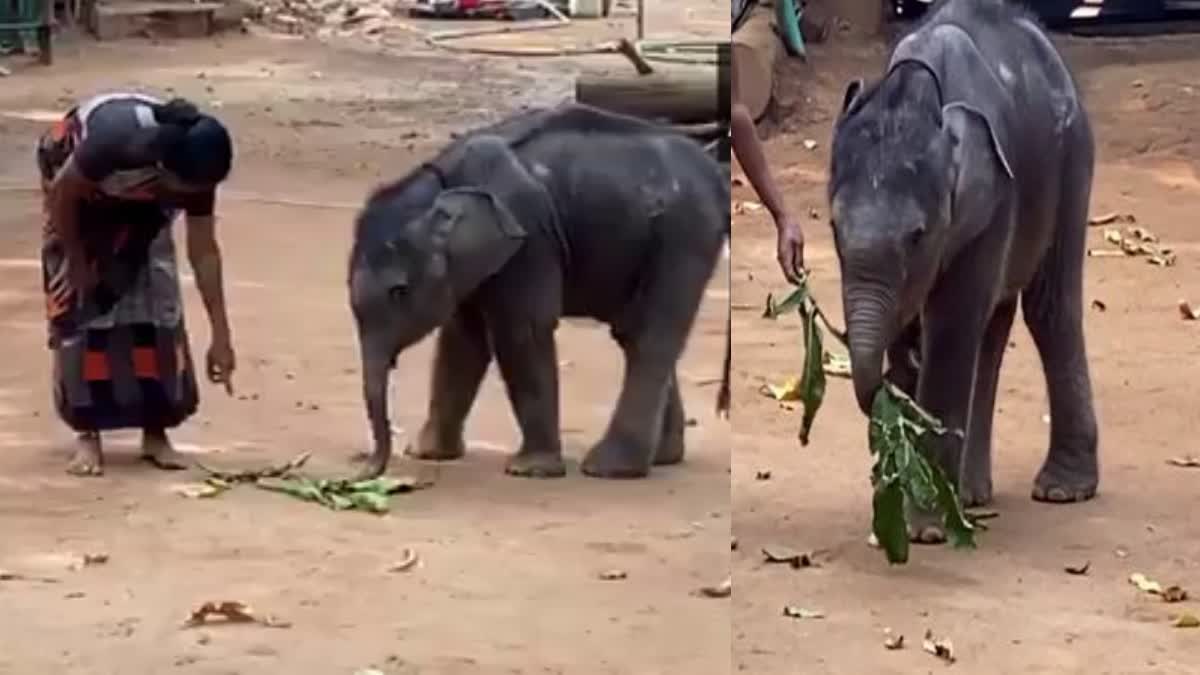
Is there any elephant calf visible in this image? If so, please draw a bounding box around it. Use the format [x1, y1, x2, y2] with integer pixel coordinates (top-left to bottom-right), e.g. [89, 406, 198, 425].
[348, 104, 730, 480]
[828, 0, 1100, 541]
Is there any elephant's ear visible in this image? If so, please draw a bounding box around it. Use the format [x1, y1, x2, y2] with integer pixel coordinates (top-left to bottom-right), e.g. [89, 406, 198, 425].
[942, 102, 1014, 180]
[426, 187, 529, 297]
[941, 104, 1013, 233]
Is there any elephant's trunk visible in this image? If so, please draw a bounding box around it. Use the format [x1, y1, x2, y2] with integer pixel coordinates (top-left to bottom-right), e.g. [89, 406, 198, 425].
[844, 283, 897, 415]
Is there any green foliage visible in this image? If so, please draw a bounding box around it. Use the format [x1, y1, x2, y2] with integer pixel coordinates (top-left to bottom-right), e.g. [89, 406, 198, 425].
[766, 279, 976, 564]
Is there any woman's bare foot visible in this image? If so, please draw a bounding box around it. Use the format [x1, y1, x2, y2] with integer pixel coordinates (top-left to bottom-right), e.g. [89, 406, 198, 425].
[66, 432, 104, 476]
[141, 428, 189, 470]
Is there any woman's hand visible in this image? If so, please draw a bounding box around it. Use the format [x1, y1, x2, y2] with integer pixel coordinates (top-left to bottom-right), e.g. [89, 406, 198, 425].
[206, 335, 236, 395]
[775, 216, 806, 284]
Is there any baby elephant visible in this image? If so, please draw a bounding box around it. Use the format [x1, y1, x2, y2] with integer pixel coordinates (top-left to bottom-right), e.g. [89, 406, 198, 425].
[348, 103, 730, 480]
[828, 0, 1100, 542]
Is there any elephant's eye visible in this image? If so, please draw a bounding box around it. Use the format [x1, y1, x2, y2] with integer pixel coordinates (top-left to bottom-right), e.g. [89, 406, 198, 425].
[388, 284, 409, 302]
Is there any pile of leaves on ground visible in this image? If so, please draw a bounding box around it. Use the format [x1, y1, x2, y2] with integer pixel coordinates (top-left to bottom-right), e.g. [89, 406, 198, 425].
[182, 452, 431, 514]
[763, 277, 975, 564]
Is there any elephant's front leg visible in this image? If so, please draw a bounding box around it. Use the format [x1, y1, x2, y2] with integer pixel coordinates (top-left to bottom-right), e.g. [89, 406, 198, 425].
[910, 278, 996, 544]
[407, 307, 492, 461]
[491, 322, 566, 478]
[961, 299, 1018, 507]
[581, 347, 670, 478]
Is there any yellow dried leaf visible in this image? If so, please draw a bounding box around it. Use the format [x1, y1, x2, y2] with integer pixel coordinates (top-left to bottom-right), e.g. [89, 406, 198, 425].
[1178, 302, 1200, 321]
[1173, 613, 1200, 628]
[760, 378, 803, 402]
[1104, 228, 1124, 245]
[883, 629, 905, 650]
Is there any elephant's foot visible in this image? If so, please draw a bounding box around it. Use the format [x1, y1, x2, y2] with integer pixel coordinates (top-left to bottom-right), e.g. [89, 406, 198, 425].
[907, 508, 948, 545]
[653, 431, 685, 466]
[404, 423, 466, 461]
[1032, 459, 1098, 503]
[581, 438, 653, 479]
[960, 471, 993, 508]
[960, 484, 993, 508]
[351, 452, 390, 481]
[504, 450, 566, 478]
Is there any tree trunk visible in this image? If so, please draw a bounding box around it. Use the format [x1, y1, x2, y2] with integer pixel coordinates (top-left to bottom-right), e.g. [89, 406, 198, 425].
[575, 65, 721, 124]
[732, 5, 780, 121]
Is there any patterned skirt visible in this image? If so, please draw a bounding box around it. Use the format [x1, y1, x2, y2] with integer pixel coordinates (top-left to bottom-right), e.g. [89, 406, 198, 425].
[37, 113, 199, 433]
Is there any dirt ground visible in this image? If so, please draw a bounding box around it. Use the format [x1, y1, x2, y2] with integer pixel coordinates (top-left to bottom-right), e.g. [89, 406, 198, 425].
[0, 5, 730, 673]
[732, 31, 1200, 675]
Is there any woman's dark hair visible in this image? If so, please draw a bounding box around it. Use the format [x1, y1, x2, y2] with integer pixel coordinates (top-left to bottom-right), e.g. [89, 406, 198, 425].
[154, 98, 233, 186]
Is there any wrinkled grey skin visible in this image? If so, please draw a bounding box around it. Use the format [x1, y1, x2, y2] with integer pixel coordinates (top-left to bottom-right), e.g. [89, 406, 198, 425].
[828, 0, 1099, 542]
[349, 103, 730, 480]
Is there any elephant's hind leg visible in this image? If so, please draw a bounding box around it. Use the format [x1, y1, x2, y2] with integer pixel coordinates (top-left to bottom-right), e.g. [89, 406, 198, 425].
[1022, 152, 1100, 503]
[654, 371, 686, 466]
[583, 248, 715, 479]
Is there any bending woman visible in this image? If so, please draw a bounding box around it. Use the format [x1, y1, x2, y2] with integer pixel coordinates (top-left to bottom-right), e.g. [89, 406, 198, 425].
[38, 93, 236, 476]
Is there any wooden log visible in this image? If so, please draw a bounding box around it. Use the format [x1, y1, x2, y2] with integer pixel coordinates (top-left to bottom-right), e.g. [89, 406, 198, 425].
[732, 5, 781, 121]
[575, 65, 720, 124]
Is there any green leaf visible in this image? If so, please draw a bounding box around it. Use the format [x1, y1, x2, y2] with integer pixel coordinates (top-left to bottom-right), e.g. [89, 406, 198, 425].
[872, 481, 909, 564]
[327, 493, 355, 511]
[797, 301, 826, 446]
[763, 285, 809, 319]
[348, 491, 390, 513]
[256, 477, 324, 503]
[925, 457, 976, 549]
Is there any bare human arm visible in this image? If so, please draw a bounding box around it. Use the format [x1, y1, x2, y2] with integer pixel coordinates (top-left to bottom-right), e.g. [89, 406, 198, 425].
[730, 63, 806, 283]
[47, 158, 97, 295]
[185, 212, 236, 394]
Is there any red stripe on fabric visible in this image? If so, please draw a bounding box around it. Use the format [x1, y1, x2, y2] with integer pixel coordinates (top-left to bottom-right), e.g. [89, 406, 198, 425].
[83, 351, 111, 381]
[133, 347, 159, 379]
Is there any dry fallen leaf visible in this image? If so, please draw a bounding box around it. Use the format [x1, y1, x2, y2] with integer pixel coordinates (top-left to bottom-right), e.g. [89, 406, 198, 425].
[1088, 212, 1136, 226]
[1173, 613, 1200, 628]
[883, 629, 905, 650]
[0, 569, 59, 584]
[1179, 301, 1200, 321]
[1129, 226, 1158, 243]
[1162, 585, 1189, 603]
[1167, 456, 1200, 468]
[922, 629, 956, 663]
[388, 548, 419, 573]
[1064, 561, 1091, 576]
[782, 605, 824, 620]
[1130, 572, 1164, 595]
[1104, 228, 1124, 245]
[760, 378, 802, 402]
[755, 470, 773, 481]
[598, 570, 628, 581]
[762, 547, 816, 569]
[1148, 252, 1177, 267]
[733, 200, 764, 215]
[182, 601, 291, 629]
[1091, 300, 1107, 312]
[731, 537, 739, 551]
[172, 481, 229, 499]
[698, 577, 732, 598]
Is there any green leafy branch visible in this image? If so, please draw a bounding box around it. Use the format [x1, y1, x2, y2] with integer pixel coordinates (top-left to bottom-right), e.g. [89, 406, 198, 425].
[764, 277, 976, 564]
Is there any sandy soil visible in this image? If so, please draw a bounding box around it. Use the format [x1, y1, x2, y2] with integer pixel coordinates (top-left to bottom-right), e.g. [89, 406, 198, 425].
[0, 5, 730, 673]
[732, 32, 1200, 675]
